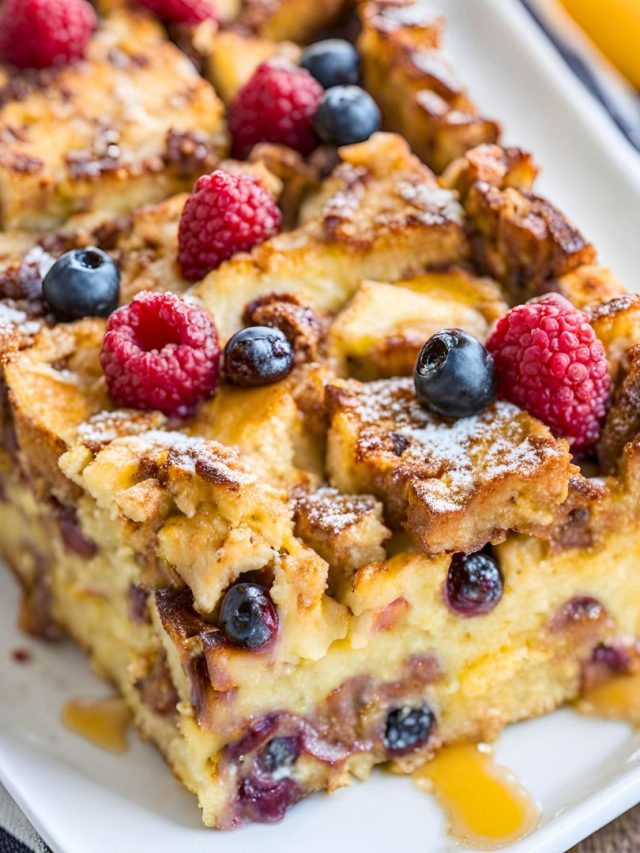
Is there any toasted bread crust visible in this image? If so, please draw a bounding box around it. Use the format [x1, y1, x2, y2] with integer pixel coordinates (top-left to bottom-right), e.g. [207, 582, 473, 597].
[326, 377, 576, 553]
[358, 0, 500, 172]
[0, 10, 227, 230]
[195, 133, 470, 341]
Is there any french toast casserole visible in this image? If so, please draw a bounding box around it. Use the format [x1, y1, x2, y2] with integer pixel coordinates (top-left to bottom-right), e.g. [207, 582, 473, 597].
[1, 0, 639, 830]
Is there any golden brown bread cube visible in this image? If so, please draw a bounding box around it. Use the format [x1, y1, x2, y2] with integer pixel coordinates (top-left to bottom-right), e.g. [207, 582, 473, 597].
[326, 376, 577, 554]
[187, 373, 325, 488]
[238, 0, 350, 42]
[358, 0, 500, 172]
[194, 133, 470, 342]
[329, 270, 507, 379]
[550, 264, 627, 311]
[441, 143, 593, 304]
[598, 344, 640, 474]
[293, 486, 390, 588]
[589, 293, 640, 385]
[465, 181, 597, 301]
[441, 144, 539, 197]
[2, 320, 108, 501]
[206, 31, 300, 104]
[0, 10, 227, 230]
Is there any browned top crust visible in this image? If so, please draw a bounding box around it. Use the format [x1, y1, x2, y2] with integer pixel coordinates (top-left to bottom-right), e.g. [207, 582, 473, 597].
[598, 344, 640, 474]
[195, 133, 469, 342]
[293, 486, 390, 586]
[441, 144, 539, 197]
[2, 319, 108, 501]
[358, 0, 500, 172]
[551, 265, 627, 311]
[328, 270, 507, 380]
[236, 0, 349, 41]
[76, 409, 168, 453]
[0, 9, 227, 230]
[589, 293, 640, 385]
[326, 376, 576, 554]
[465, 181, 597, 300]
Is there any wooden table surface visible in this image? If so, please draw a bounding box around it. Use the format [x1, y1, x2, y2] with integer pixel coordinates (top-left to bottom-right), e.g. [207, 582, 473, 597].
[572, 804, 640, 851]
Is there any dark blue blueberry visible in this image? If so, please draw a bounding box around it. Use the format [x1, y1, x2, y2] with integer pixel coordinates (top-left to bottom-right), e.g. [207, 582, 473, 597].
[414, 328, 497, 419]
[42, 247, 120, 321]
[313, 85, 381, 146]
[223, 326, 293, 387]
[384, 705, 435, 756]
[301, 39, 360, 88]
[256, 736, 300, 776]
[445, 552, 503, 617]
[219, 583, 278, 650]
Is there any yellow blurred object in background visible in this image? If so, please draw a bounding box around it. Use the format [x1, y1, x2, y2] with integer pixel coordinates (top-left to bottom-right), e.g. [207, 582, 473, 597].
[559, 0, 640, 89]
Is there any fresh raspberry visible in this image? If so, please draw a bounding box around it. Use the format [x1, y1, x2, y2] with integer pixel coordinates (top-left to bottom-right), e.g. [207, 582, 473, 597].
[486, 294, 610, 453]
[0, 0, 96, 70]
[100, 292, 220, 417]
[229, 62, 323, 158]
[136, 0, 218, 25]
[177, 169, 282, 281]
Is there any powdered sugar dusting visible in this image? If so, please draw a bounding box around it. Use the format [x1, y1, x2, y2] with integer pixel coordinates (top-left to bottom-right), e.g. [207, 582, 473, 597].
[0, 302, 41, 336]
[294, 487, 379, 536]
[397, 181, 464, 225]
[411, 51, 460, 94]
[23, 245, 55, 279]
[130, 429, 253, 486]
[341, 378, 564, 514]
[374, 0, 440, 31]
[77, 409, 167, 451]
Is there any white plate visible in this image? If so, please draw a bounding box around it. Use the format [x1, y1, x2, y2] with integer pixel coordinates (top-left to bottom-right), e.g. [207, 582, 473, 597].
[2, 1, 640, 850]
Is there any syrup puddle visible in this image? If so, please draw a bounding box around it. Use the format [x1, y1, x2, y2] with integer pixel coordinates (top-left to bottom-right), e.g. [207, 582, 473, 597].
[413, 742, 539, 850]
[576, 671, 640, 726]
[62, 697, 131, 753]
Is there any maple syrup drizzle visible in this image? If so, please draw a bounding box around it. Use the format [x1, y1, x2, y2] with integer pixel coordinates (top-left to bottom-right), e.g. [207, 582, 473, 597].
[576, 671, 640, 726]
[413, 742, 539, 850]
[62, 697, 131, 753]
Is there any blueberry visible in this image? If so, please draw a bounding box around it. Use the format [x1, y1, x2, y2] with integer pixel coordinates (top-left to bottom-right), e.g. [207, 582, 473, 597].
[219, 583, 278, 650]
[384, 705, 435, 756]
[257, 736, 300, 776]
[42, 247, 120, 321]
[414, 329, 497, 419]
[445, 552, 503, 617]
[223, 326, 294, 387]
[313, 85, 381, 147]
[301, 39, 360, 89]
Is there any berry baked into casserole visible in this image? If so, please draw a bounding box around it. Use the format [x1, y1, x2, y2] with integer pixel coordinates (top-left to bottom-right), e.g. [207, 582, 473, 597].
[1, 0, 639, 831]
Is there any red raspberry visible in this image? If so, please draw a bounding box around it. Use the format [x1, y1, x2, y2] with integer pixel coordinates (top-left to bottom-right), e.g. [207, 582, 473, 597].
[486, 294, 610, 453]
[177, 169, 281, 281]
[100, 292, 220, 417]
[229, 62, 323, 158]
[136, 0, 218, 24]
[0, 0, 96, 69]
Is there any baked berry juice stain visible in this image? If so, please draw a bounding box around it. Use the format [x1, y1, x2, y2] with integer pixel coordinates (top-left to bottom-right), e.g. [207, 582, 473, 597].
[413, 742, 539, 850]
